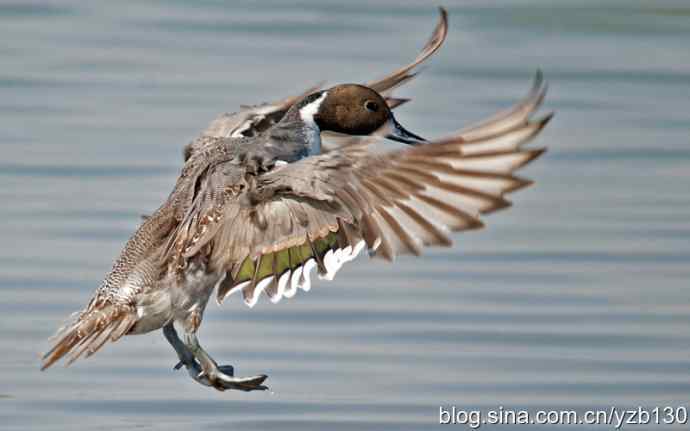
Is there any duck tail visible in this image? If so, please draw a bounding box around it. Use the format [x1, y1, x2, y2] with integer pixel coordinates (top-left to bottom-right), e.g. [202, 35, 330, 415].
[41, 302, 137, 370]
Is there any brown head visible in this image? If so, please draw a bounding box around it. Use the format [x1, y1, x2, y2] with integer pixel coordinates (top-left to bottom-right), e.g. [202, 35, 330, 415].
[298, 84, 426, 145]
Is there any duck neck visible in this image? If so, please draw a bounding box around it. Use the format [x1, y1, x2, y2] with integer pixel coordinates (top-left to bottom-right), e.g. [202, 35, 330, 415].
[270, 91, 328, 158]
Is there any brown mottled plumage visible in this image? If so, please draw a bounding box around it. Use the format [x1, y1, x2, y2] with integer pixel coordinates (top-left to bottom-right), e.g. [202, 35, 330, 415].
[42, 8, 552, 393]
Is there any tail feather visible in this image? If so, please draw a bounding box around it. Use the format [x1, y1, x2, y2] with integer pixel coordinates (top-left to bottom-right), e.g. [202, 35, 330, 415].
[84, 323, 120, 358]
[64, 329, 100, 366]
[110, 313, 137, 342]
[41, 304, 136, 370]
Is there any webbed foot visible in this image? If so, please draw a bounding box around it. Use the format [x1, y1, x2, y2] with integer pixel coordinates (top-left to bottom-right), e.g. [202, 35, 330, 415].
[164, 323, 268, 392]
[203, 366, 268, 392]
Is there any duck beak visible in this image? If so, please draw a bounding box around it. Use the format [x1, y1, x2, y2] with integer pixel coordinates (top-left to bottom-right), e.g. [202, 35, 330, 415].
[384, 117, 427, 145]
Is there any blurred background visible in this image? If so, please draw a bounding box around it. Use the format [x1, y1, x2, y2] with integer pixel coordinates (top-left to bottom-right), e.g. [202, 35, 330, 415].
[1, 0, 689, 429]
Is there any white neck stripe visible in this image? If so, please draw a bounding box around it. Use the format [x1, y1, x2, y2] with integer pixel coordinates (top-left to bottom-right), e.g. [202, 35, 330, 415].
[299, 92, 328, 128]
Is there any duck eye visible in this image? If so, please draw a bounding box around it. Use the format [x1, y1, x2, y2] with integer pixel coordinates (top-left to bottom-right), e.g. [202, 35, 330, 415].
[364, 100, 379, 113]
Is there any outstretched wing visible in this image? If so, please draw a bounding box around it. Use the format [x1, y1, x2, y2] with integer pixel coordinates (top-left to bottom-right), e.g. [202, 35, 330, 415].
[366, 7, 448, 95]
[185, 7, 449, 159]
[171, 73, 551, 308]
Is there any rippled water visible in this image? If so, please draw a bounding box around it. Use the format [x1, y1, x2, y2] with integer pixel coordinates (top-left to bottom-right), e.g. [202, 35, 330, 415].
[2, 1, 689, 429]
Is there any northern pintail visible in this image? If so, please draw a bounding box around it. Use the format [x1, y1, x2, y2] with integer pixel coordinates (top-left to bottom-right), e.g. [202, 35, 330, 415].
[42, 8, 552, 392]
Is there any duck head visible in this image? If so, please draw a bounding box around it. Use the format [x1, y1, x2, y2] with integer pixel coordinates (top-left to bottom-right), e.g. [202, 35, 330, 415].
[299, 84, 426, 145]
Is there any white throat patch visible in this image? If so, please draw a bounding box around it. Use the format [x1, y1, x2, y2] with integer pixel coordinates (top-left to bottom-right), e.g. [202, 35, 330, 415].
[299, 91, 328, 128]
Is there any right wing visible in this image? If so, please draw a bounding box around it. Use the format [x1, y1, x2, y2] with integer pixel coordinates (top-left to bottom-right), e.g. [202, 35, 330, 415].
[169, 73, 551, 308]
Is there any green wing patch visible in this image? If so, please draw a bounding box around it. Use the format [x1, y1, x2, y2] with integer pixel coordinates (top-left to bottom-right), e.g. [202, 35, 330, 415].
[216, 230, 358, 306]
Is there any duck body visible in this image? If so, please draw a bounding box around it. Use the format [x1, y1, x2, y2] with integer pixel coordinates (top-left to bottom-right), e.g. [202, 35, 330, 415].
[90, 106, 321, 335]
[41, 8, 553, 393]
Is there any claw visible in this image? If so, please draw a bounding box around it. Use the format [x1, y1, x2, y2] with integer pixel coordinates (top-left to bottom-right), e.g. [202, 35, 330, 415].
[173, 361, 184, 370]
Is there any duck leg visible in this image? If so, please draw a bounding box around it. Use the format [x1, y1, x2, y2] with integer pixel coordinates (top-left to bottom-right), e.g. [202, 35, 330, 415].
[162, 322, 268, 392]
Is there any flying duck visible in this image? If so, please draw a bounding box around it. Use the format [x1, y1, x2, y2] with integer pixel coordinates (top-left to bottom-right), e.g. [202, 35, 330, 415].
[42, 8, 552, 392]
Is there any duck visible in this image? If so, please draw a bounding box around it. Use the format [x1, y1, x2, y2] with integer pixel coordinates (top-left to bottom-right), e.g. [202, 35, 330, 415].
[41, 7, 552, 392]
